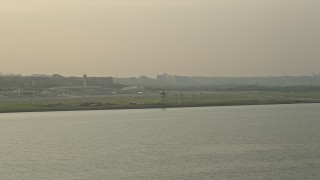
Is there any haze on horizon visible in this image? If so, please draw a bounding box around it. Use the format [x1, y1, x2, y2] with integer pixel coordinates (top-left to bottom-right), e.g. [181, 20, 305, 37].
[1, 0, 320, 77]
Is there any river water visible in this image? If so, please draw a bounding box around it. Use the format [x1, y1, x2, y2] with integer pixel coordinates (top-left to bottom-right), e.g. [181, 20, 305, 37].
[1, 104, 320, 180]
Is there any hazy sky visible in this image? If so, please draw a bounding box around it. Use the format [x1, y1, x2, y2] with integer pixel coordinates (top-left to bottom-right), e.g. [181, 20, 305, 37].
[1, 0, 320, 77]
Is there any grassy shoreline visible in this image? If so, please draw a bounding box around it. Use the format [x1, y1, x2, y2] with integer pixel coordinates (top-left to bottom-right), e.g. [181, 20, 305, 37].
[1, 91, 320, 113]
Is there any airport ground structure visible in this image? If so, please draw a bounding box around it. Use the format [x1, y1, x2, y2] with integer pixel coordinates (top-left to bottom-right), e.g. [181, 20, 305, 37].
[0, 74, 117, 98]
[1, 73, 320, 113]
[1, 73, 320, 105]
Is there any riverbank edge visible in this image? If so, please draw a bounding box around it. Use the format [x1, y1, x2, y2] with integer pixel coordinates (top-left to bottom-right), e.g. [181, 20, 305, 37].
[1, 100, 320, 114]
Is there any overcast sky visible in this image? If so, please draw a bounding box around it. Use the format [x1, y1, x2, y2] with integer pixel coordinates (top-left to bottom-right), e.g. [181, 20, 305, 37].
[1, 0, 320, 77]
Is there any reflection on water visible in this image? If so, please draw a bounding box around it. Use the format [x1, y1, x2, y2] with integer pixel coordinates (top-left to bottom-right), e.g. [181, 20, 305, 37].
[1, 104, 320, 180]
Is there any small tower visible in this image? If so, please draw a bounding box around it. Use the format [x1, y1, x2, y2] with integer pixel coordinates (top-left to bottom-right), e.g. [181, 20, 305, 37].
[160, 90, 167, 103]
[83, 74, 87, 87]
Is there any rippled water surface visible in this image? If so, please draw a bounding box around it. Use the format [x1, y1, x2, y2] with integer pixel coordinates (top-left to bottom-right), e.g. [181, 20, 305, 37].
[1, 104, 320, 180]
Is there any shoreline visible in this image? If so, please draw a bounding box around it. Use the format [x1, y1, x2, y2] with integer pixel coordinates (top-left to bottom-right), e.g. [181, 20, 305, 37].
[1, 91, 320, 114]
[1, 100, 320, 114]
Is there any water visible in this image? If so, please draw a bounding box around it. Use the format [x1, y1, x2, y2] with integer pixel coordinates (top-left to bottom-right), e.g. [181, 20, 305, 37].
[1, 104, 320, 180]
